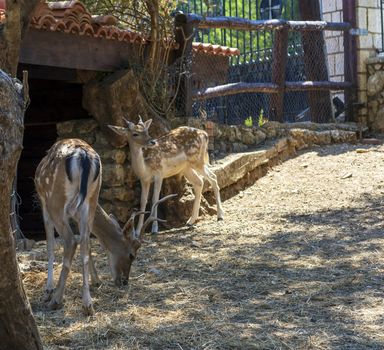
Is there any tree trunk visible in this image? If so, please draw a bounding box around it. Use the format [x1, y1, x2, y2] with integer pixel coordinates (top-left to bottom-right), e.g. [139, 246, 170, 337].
[0, 70, 43, 350]
[0, 1, 43, 349]
[0, 0, 40, 75]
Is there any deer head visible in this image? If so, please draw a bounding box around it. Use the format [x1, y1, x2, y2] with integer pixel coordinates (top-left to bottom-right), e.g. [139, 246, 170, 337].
[106, 194, 176, 286]
[108, 116, 156, 148]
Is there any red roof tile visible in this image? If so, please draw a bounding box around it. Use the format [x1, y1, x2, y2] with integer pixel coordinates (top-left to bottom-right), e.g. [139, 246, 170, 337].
[29, 1, 146, 44]
[0, 1, 239, 57]
[192, 42, 240, 57]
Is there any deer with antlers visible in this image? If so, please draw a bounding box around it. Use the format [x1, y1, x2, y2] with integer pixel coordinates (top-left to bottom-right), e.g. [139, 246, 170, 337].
[35, 138, 173, 315]
[108, 117, 224, 234]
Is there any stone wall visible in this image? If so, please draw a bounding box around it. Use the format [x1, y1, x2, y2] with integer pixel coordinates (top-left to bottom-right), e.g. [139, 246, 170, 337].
[356, 0, 382, 126]
[322, 0, 344, 84]
[56, 119, 139, 224]
[321, 0, 383, 126]
[367, 55, 384, 131]
[57, 117, 361, 227]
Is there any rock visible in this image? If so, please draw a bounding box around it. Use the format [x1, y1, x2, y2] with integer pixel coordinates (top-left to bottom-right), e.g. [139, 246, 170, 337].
[148, 267, 161, 276]
[356, 148, 370, 153]
[98, 149, 127, 164]
[253, 129, 267, 145]
[57, 121, 74, 135]
[100, 187, 135, 202]
[340, 172, 352, 179]
[361, 138, 382, 145]
[232, 142, 248, 152]
[16, 238, 36, 251]
[83, 69, 149, 147]
[241, 129, 257, 145]
[73, 119, 98, 134]
[367, 71, 384, 96]
[314, 131, 332, 145]
[372, 107, 384, 132]
[102, 164, 126, 187]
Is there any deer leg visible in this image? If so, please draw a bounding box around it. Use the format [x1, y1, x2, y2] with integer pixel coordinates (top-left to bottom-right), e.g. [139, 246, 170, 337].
[136, 179, 151, 234]
[89, 247, 101, 287]
[47, 221, 77, 311]
[41, 205, 55, 302]
[151, 177, 163, 234]
[79, 205, 94, 316]
[184, 168, 204, 226]
[197, 165, 224, 221]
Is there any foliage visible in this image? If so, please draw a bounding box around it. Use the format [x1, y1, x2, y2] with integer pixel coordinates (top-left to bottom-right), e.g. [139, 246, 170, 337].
[244, 116, 253, 127]
[178, 0, 300, 63]
[258, 108, 267, 127]
[54, 0, 181, 119]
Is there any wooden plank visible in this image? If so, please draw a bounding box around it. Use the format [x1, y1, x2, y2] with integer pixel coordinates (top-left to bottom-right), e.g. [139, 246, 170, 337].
[19, 28, 137, 72]
[187, 14, 351, 32]
[17, 64, 78, 81]
[285, 81, 353, 91]
[193, 82, 279, 100]
[269, 27, 289, 122]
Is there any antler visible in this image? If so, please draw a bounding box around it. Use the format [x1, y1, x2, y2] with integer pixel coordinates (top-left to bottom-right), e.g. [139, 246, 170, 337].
[139, 194, 177, 237]
[138, 115, 144, 126]
[123, 210, 149, 237]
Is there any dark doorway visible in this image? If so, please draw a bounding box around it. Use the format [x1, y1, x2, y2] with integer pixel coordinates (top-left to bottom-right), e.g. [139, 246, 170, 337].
[17, 74, 90, 238]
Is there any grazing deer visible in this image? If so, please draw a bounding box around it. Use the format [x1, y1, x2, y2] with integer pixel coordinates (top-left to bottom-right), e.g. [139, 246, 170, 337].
[108, 117, 224, 234]
[35, 138, 172, 315]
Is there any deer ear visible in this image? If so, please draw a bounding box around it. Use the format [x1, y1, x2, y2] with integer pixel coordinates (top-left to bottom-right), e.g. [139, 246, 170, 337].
[144, 119, 152, 130]
[107, 125, 128, 136]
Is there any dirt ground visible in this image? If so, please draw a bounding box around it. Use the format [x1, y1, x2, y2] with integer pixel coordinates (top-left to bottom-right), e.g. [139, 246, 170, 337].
[20, 141, 384, 350]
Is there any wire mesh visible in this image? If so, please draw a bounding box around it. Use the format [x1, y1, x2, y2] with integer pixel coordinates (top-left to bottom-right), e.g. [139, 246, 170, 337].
[172, 0, 350, 125]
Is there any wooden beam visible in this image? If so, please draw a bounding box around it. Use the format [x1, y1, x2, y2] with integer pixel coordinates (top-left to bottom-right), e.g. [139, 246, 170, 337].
[193, 81, 353, 101]
[187, 14, 351, 32]
[193, 82, 279, 100]
[285, 81, 353, 91]
[19, 28, 137, 72]
[17, 64, 78, 81]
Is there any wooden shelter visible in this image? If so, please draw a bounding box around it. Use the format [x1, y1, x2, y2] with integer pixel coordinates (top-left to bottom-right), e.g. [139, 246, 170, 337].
[0, 0, 239, 236]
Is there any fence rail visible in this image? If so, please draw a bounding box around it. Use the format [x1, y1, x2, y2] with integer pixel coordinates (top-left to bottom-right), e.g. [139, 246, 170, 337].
[174, 11, 356, 124]
[187, 14, 351, 32]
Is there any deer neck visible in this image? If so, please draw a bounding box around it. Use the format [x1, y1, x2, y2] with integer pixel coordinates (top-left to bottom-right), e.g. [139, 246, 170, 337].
[128, 140, 150, 180]
[92, 204, 124, 254]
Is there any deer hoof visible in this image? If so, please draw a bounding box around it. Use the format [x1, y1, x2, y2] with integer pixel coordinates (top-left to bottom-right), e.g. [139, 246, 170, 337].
[47, 299, 63, 311]
[41, 289, 54, 303]
[217, 217, 224, 222]
[91, 279, 101, 288]
[82, 304, 95, 316]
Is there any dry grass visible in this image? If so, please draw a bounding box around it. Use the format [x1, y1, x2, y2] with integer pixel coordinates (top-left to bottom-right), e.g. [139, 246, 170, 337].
[19, 142, 384, 349]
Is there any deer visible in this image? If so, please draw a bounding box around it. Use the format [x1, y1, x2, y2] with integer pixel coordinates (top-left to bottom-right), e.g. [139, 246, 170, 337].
[35, 138, 173, 315]
[108, 117, 224, 235]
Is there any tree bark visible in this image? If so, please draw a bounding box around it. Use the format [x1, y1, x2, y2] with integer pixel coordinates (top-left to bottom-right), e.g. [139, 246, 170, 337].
[0, 71, 43, 350]
[0, 1, 43, 349]
[0, 0, 40, 75]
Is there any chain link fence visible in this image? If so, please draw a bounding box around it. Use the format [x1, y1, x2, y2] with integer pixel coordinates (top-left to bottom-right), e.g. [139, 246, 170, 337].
[171, 0, 352, 126]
